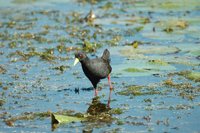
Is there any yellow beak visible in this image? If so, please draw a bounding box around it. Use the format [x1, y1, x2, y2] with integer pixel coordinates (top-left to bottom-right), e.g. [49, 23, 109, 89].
[73, 58, 79, 66]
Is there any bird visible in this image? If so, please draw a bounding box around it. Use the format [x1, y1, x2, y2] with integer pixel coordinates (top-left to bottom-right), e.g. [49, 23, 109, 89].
[73, 49, 113, 107]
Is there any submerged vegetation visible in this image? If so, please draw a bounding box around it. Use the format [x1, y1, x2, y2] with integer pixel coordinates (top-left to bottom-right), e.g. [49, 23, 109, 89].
[123, 68, 145, 73]
[176, 71, 200, 82]
[118, 85, 161, 97]
[0, 0, 200, 132]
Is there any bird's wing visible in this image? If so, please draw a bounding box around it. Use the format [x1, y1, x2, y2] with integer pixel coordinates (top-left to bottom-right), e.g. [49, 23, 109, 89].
[86, 58, 110, 78]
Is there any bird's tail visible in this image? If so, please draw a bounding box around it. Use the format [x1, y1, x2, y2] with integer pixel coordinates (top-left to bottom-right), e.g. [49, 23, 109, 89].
[102, 49, 110, 62]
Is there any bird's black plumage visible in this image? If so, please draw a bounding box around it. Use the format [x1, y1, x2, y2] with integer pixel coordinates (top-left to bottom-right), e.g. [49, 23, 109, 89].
[75, 49, 112, 89]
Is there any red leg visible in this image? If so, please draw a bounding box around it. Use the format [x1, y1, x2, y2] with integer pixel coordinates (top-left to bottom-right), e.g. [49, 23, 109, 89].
[107, 74, 113, 89]
[94, 88, 98, 96]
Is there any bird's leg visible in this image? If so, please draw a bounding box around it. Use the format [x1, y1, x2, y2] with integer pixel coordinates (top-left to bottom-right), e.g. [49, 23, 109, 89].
[107, 74, 113, 89]
[94, 88, 98, 96]
[107, 74, 113, 108]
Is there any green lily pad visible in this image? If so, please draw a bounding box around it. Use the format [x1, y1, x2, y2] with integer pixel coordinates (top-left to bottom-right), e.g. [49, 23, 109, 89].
[190, 50, 200, 56]
[51, 113, 85, 131]
[51, 113, 85, 125]
[159, 0, 200, 10]
[12, 0, 37, 4]
[148, 59, 169, 66]
[112, 59, 176, 77]
[110, 46, 177, 77]
[123, 68, 145, 73]
[156, 19, 188, 30]
[168, 57, 199, 66]
[119, 46, 179, 57]
[175, 43, 200, 57]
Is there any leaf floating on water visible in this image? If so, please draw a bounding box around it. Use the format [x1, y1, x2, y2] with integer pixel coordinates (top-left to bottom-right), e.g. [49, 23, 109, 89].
[188, 49, 200, 57]
[119, 46, 180, 57]
[51, 113, 84, 124]
[51, 113, 85, 131]
[148, 60, 169, 66]
[158, 19, 188, 34]
[123, 68, 145, 73]
[12, 0, 37, 4]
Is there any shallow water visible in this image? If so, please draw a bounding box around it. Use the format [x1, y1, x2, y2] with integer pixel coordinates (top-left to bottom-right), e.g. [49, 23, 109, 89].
[0, 0, 200, 132]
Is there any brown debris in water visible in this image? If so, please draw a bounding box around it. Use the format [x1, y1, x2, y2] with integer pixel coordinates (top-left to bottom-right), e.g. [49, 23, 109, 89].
[87, 97, 110, 115]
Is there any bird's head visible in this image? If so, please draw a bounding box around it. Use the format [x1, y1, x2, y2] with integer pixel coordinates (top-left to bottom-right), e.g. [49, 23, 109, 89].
[74, 52, 87, 66]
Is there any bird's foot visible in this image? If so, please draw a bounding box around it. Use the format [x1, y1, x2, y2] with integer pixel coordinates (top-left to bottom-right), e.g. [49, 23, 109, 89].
[109, 86, 114, 91]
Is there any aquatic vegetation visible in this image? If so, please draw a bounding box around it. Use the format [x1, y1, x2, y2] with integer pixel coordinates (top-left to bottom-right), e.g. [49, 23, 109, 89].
[87, 97, 110, 115]
[0, 66, 7, 74]
[118, 85, 142, 96]
[190, 50, 200, 57]
[82, 40, 96, 52]
[12, 0, 37, 4]
[4, 111, 51, 127]
[8, 41, 17, 48]
[100, 2, 113, 10]
[176, 71, 200, 82]
[123, 68, 145, 73]
[0, 0, 200, 132]
[52, 65, 70, 72]
[119, 46, 180, 58]
[56, 44, 66, 53]
[109, 108, 123, 115]
[132, 41, 139, 48]
[163, 78, 200, 100]
[51, 114, 85, 130]
[0, 99, 5, 106]
[85, 10, 96, 23]
[148, 59, 169, 66]
[163, 27, 173, 33]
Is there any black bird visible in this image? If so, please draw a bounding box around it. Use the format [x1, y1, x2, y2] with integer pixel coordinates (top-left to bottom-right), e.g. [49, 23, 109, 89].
[74, 49, 113, 107]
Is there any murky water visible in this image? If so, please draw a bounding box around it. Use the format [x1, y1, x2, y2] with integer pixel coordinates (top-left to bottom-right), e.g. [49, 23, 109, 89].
[0, 0, 200, 132]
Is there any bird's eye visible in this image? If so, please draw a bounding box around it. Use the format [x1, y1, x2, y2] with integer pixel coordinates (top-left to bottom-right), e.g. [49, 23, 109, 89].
[79, 54, 83, 58]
